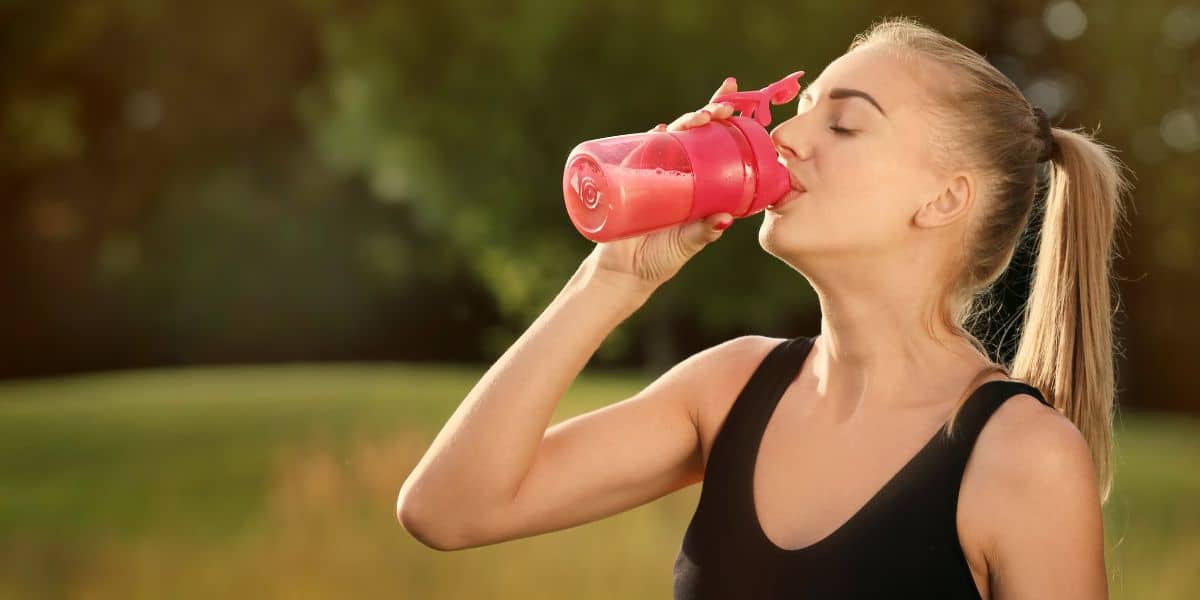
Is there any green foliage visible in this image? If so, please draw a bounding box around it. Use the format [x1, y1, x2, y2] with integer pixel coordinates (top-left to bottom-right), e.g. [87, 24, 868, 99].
[2, 0, 1198, 400]
[303, 0, 935, 346]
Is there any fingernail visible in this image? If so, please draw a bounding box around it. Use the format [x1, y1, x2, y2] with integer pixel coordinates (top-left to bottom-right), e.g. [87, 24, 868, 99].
[655, 123, 667, 130]
[724, 76, 736, 86]
[714, 218, 733, 231]
[699, 109, 712, 118]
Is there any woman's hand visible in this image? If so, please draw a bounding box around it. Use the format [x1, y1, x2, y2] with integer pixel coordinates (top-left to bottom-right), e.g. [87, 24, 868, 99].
[582, 77, 742, 296]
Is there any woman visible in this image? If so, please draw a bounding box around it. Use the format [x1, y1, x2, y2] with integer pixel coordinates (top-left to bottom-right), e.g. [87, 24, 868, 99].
[396, 16, 1129, 599]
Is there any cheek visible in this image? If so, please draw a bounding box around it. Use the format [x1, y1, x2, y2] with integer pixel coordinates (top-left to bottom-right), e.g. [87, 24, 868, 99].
[835, 140, 927, 213]
[794, 146, 919, 244]
[822, 144, 899, 218]
[759, 136, 931, 253]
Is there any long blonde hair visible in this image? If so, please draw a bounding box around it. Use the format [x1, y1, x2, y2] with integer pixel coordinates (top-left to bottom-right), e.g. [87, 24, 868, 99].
[850, 17, 1132, 502]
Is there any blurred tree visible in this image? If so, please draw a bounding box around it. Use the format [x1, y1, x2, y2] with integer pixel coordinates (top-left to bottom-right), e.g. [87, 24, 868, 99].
[0, 0, 1196, 412]
[304, 0, 993, 366]
[306, 0, 1199, 411]
[0, 0, 488, 374]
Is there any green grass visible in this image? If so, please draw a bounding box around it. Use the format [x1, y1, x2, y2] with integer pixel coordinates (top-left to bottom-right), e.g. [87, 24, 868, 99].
[0, 364, 1196, 599]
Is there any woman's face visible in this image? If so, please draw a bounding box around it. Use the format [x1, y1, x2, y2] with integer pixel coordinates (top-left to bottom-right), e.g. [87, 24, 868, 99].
[759, 44, 954, 267]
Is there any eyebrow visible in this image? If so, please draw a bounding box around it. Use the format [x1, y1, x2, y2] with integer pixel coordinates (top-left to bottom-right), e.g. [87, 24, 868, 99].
[800, 87, 887, 117]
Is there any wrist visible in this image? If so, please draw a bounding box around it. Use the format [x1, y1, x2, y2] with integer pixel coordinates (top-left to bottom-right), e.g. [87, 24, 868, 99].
[566, 258, 656, 309]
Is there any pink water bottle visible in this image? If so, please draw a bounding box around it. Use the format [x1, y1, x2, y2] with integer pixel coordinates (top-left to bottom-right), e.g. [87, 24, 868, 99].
[562, 70, 804, 242]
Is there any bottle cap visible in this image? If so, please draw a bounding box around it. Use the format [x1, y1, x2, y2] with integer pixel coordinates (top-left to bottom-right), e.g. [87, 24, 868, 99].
[713, 70, 805, 127]
[714, 70, 805, 214]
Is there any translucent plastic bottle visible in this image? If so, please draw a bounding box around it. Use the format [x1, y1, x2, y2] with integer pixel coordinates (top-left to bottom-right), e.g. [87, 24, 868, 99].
[562, 70, 804, 242]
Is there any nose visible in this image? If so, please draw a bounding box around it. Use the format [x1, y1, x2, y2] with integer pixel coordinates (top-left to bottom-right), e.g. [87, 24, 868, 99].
[770, 116, 813, 161]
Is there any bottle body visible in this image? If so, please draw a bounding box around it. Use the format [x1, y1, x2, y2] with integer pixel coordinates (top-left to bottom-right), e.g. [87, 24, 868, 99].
[562, 130, 697, 242]
[563, 117, 780, 243]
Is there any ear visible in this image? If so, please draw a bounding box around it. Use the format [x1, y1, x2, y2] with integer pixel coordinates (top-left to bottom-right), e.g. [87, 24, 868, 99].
[914, 172, 973, 229]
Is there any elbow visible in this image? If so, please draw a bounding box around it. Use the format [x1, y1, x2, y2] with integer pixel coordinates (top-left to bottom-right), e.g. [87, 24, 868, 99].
[395, 492, 467, 552]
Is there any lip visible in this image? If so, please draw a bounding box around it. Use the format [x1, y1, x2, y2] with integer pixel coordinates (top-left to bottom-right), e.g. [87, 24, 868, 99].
[767, 167, 807, 210]
[767, 188, 804, 211]
[788, 172, 807, 193]
[776, 157, 808, 193]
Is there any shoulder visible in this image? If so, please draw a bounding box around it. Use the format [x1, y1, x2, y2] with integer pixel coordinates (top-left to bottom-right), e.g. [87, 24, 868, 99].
[673, 335, 780, 382]
[683, 335, 792, 379]
[969, 390, 1096, 496]
[699, 334, 785, 359]
[685, 335, 799, 449]
[658, 335, 777, 409]
[959, 387, 1106, 594]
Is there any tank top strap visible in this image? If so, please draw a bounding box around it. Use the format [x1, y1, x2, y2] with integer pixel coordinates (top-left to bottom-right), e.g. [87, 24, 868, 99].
[735, 336, 816, 437]
[699, 336, 814, 512]
[714, 335, 812, 435]
[936, 380, 1054, 484]
[946, 380, 1051, 441]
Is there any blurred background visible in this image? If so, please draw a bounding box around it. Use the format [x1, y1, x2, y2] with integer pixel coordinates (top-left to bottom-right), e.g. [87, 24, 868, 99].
[1, 0, 1197, 598]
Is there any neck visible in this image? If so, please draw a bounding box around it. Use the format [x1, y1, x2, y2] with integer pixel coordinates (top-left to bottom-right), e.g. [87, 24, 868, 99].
[802, 253, 994, 412]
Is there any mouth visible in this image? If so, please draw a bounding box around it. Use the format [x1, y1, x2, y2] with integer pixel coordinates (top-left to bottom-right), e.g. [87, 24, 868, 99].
[766, 188, 804, 211]
[788, 172, 807, 194]
[767, 174, 807, 211]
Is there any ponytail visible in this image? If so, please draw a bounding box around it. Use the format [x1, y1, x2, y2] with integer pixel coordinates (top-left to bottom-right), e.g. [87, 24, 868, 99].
[1009, 126, 1132, 502]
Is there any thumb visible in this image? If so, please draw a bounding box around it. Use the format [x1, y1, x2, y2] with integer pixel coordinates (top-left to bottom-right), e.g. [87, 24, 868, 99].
[681, 212, 734, 252]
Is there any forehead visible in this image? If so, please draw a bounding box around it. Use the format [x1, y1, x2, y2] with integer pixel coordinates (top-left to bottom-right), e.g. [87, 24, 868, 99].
[804, 45, 939, 117]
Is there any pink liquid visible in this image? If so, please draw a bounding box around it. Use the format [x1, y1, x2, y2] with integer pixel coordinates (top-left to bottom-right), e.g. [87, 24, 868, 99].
[601, 164, 695, 240]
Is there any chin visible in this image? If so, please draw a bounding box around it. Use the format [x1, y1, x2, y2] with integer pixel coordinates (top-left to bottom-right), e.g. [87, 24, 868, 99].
[759, 214, 840, 272]
[758, 216, 805, 261]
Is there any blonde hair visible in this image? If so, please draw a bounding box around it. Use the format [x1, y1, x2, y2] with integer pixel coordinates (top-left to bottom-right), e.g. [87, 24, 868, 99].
[849, 16, 1132, 502]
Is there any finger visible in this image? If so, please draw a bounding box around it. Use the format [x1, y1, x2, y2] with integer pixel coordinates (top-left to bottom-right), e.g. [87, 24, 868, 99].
[666, 111, 706, 132]
[682, 212, 734, 252]
[700, 101, 736, 120]
[705, 212, 734, 231]
[685, 109, 711, 130]
[709, 76, 738, 103]
[667, 103, 733, 132]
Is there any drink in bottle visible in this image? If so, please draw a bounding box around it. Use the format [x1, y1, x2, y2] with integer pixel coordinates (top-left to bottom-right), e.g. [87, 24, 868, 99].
[562, 70, 804, 242]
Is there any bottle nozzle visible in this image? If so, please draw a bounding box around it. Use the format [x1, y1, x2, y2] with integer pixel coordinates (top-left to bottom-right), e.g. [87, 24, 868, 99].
[713, 70, 805, 127]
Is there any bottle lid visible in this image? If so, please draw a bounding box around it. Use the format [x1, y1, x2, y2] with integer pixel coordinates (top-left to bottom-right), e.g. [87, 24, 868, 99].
[713, 70, 805, 128]
[713, 70, 805, 214]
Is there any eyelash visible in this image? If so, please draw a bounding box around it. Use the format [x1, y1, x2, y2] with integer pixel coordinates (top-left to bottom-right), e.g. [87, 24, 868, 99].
[798, 96, 854, 135]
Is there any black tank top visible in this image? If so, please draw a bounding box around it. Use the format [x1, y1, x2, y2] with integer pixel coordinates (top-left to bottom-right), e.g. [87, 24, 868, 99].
[672, 335, 1052, 599]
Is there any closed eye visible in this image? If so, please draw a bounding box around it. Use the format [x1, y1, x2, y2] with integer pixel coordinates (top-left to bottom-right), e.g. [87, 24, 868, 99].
[829, 125, 854, 135]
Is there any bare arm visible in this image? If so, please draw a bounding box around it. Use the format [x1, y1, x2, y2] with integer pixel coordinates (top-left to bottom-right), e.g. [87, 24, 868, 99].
[974, 397, 1108, 599]
[397, 77, 745, 551]
[395, 259, 653, 549]
[450, 333, 766, 550]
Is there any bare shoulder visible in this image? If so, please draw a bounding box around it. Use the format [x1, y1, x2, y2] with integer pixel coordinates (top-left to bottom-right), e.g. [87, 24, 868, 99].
[688, 335, 790, 467]
[687, 333, 782, 366]
[683, 335, 782, 416]
[686, 334, 784, 403]
[968, 392, 1096, 494]
[959, 389, 1106, 596]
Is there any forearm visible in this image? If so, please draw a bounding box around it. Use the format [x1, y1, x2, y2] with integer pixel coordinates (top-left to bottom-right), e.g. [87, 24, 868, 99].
[397, 258, 654, 533]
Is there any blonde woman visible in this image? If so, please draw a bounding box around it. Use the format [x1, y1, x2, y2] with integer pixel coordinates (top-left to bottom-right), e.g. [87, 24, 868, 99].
[398, 16, 1129, 599]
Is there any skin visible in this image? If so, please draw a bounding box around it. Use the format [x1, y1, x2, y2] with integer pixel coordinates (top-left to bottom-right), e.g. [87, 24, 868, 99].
[397, 43, 1106, 600]
[688, 45, 1108, 598]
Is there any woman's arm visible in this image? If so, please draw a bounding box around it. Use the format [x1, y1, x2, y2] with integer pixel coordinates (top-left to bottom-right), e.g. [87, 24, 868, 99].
[969, 396, 1108, 599]
[395, 259, 654, 549]
[397, 76, 742, 551]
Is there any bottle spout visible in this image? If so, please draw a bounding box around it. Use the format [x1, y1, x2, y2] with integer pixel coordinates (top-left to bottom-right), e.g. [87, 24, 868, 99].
[712, 70, 805, 127]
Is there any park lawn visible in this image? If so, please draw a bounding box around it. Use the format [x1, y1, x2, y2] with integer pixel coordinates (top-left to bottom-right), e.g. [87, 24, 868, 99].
[0, 364, 1196, 599]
